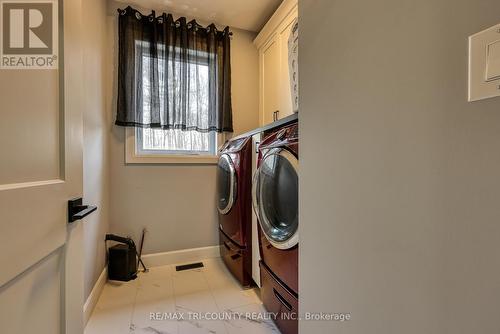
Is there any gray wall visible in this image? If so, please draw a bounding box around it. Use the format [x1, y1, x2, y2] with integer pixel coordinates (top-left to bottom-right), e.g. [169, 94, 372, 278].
[106, 5, 260, 254]
[83, 0, 110, 300]
[299, 0, 500, 333]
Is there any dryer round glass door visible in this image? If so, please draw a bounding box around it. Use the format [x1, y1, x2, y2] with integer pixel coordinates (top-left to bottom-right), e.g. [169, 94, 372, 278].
[217, 154, 237, 214]
[256, 148, 298, 249]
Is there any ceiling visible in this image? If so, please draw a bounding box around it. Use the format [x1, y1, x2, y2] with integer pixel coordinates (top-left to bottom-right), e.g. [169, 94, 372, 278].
[114, 0, 283, 32]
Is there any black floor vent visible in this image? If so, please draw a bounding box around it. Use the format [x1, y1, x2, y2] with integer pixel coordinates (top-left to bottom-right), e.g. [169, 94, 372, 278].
[175, 262, 204, 271]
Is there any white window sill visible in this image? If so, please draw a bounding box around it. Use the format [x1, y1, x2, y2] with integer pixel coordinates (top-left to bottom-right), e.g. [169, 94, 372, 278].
[125, 128, 219, 165]
[126, 154, 218, 164]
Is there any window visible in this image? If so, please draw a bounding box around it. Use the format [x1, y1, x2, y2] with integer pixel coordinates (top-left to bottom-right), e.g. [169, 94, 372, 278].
[136, 128, 217, 156]
[126, 42, 219, 164]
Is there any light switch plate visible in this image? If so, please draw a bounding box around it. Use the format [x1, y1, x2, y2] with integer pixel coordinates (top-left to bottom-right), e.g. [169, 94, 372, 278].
[486, 40, 500, 81]
[468, 23, 500, 102]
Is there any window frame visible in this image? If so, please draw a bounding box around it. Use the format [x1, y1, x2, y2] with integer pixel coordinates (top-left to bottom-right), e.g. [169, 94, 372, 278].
[126, 128, 221, 164]
[125, 40, 221, 164]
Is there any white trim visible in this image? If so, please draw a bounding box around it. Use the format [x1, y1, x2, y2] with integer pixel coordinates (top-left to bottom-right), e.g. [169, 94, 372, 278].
[125, 128, 219, 164]
[83, 267, 107, 327]
[253, 0, 298, 49]
[142, 246, 220, 268]
[0, 179, 64, 192]
[468, 23, 500, 102]
[251, 134, 262, 287]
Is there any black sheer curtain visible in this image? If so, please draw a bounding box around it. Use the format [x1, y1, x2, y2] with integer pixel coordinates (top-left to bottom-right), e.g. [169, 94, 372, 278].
[116, 6, 233, 133]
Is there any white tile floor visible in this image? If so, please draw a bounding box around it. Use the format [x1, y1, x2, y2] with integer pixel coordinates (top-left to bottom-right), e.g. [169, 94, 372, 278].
[85, 258, 280, 334]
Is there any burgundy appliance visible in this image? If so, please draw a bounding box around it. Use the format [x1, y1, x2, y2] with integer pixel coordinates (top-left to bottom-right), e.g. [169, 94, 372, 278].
[217, 136, 253, 287]
[253, 121, 299, 334]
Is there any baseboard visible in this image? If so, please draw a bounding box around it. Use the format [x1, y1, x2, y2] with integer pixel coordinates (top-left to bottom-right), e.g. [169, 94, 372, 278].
[142, 245, 220, 268]
[82, 246, 219, 325]
[83, 266, 107, 326]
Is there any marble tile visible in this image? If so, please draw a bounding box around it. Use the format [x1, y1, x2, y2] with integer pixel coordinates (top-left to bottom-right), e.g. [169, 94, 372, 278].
[172, 268, 208, 296]
[85, 280, 139, 334]
[200, 258, 227, 272]
[172, 268, 219, 314]
[97, 279, 139, 309]
[209, 283, 261, 311]
[203, 263, 240, 289]
[85, 294, 136, 334]
[85, 259, 281, 334]
[203, 259, 260, 311]
[133, 326, 175, 334]
[131, 316, 178, 334]
[175, 292, 218, 312]
[177, 317, 228, 334]
[223, 303, 280, 334]
[172, 265, 228, 334]
[135, 269, 175, 305]
[131, 271, 177, 334]
[85, 307, 135, 334]
[138, 266, 174, 286]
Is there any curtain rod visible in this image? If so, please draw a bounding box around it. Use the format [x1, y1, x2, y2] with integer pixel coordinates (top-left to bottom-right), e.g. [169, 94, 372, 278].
[118, 7, 233, 36]
[189, 21, 233, 36]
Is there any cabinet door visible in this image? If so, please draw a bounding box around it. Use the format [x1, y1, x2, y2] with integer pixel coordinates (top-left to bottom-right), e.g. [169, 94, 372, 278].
[261, 35, 280, 125]
[278, 9, 298, 119]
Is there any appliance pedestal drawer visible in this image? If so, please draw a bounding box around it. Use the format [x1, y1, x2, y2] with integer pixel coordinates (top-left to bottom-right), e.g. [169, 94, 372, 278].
[219, 229, 252, 287]
[260, 261, 298, 334]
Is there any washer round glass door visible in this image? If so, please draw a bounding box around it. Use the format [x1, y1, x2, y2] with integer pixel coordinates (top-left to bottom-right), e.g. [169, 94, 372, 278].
[217, 154, 237, 215]
[256, 148, 298, 249]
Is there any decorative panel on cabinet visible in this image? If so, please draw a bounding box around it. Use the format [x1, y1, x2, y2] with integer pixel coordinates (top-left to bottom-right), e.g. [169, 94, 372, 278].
[255, 0, 298, 126]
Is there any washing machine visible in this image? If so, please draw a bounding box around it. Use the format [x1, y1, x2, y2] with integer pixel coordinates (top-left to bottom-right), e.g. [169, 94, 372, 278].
[253, 121, 299, 334]
[217, 136, 253, 287]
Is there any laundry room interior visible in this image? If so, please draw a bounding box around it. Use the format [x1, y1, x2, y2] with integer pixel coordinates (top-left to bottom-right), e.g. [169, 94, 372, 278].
[2, 0, 500, 333]
[81, 0, 301, 332]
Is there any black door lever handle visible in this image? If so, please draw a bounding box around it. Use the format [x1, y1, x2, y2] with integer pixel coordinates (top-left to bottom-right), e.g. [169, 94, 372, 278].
[68, 198, 97, 223]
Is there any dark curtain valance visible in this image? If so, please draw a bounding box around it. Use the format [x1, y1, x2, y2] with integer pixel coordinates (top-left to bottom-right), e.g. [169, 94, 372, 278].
[116, 6, 233, 133]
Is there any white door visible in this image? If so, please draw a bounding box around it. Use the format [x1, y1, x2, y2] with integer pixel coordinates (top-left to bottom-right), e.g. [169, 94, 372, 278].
[278, 9, 299, 119]
[261, 35, 280, 126]
[0, 0, 85, 333]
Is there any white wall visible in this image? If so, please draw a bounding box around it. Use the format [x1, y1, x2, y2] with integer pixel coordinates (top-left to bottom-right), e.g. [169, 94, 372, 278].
[83, 0, 110, 300]
[106, 3, 259, 254]
[299, 0, 500, 333]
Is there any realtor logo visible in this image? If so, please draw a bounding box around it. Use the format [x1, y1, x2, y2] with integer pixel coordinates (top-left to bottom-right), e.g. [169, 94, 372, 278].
[1, 0, 58, 69]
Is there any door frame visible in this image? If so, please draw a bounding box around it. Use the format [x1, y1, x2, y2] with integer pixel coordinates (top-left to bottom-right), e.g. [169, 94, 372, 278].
[61, 0, 85, 332]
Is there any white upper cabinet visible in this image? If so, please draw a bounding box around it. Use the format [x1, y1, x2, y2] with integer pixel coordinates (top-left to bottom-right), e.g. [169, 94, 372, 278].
[255, 0, 298, 126]
[261, 35, 281, 126]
